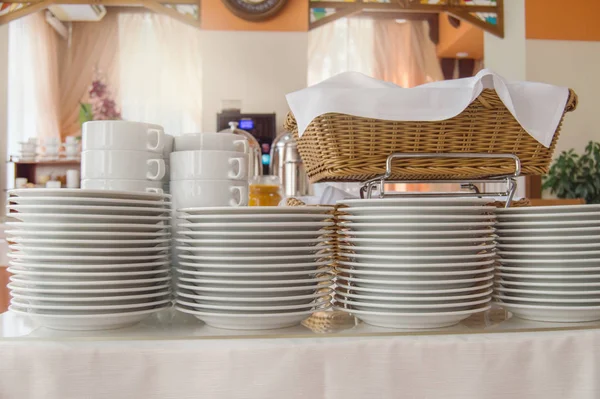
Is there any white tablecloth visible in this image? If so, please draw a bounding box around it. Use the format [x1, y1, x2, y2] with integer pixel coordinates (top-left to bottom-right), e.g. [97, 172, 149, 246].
[2, 314, 600, 399]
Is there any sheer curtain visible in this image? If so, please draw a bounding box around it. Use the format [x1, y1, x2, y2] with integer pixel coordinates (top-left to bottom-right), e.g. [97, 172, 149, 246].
[7, 12, 61, 157]
[307, 18, 374, 86]
[118, 13, 202, 136]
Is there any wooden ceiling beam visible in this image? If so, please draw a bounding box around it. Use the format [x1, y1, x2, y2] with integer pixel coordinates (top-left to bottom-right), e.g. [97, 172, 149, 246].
[0, 0, 53, 24]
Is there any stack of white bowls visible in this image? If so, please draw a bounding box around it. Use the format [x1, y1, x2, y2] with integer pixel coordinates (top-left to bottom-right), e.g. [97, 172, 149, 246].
[334, 197, 497, 329]
[494, 204, 600, 323]
[81, 121, 168, 193]
[173, 206, 335, 330]
[6, 189, 172, 331]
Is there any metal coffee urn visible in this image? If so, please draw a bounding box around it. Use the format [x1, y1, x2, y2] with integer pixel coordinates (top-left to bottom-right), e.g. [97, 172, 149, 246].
[270, 131, 311, 197]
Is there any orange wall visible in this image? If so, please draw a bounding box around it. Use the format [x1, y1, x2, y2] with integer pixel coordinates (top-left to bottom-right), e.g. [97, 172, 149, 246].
[436, 13, 483, 59]
[526, 0, 600, 41]
[201, 0, 309, 32]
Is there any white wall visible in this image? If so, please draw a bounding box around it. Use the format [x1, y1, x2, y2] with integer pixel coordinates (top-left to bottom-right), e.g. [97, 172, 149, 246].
[526, 39, 600, 156]
[200, 31, 308, 133]
[0, 25, 8, 215]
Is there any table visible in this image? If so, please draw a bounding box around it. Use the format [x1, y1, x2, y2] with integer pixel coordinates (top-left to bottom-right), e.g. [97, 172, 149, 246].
[1, 309, 600, 399]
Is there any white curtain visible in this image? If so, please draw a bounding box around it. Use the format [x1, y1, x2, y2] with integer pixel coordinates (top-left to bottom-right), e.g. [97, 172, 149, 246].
[307, 18, 374, 86]
[7, 12, 61, 157]
[118, 13, 202, 136]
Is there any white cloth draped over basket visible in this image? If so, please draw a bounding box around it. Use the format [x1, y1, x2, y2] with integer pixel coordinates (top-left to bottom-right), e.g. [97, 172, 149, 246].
[286, 69, 570, 148]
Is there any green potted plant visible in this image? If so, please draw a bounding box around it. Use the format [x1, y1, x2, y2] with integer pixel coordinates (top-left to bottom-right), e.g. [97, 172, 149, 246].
[543, 141, 600, 204]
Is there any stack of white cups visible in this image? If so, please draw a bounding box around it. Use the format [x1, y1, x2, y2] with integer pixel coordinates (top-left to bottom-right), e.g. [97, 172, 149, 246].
[81, 121, 168, 193]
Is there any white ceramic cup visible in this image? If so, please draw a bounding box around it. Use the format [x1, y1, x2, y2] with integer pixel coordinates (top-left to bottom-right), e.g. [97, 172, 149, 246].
[82, 179, 164, 193]
[170, 179, 248, 208]
[46, 181, 61, 188]
[66, 169, 80, 188]
[174, 133, 248, 153]
[170, 150, 248, 181]
[81, 150, 166, 181]
[83, 121, 165, 153]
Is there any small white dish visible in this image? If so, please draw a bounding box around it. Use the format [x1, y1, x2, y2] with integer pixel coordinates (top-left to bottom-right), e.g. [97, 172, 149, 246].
[498, 249, 600, 259]
[177, 290, 332, 305]
[10, 274, 171, 287]
[496, 271, 600, 282]
[495, 226, 600, 237]
[338, 214, 495, 222]
[338, 259, 495, 271]
[496, 300, 600, 323]
[335, 304, 491, 329]
[495, 204, 600, 214]
[179, 206, 333, 215]
[8, 282, 171, 295]
[6, 230, 171, 239]
[8, 196, 171, 208]
[178, 260, 329, 272]
[178, 221, 334, 232]
[494, 294, 600, 305]
[339, 252, 495, 264]
[177, 282, 328, 297]
[178, 274, 332, 288]
[338, 274, 493, 290]
[339, 221, 495, 232]
[175, 297, 327, 312]
[338, 229, 496, 238]
[496, 234, 600, 244]
[339, 236, 494, 247]
[336, 296, 490, 310]
[8, 188, 169, 201]
[339, 244, 495, 256]
[178, 230, 324, 239]
[497, 242, 600, 251]
[332, 281, 495, 296]
[9, 290, 169, 303]
[9, 237, 171, 248]
[9, 213, 170, 224]
[8, 252, 169, 264]
[176, 245, 326, 255]
[496, 211, 600, 222]
[178, 213, 331, 222]
[175, 237, 324, 248]
[9, 304, 170, 331]
[338, 198, 490, 207]
[179, 253, 330, 264]
[496, 279, 600, 289]
[175, 267, 329, 278]
[10, 244, 170, 255]
[494, 285, 600, 298]
[498, 257, 600, 266]
[340, 205, 495, 216]
[7, 267, 169, 280]
[7, 222, 170, 232]
[496, 265, 600, 274]
[9, 260, 170, 271]
[11, 297, 171, 311]
[8, 204, 169, 216]
[337, 266, 494, 279]
[337, 288, 493, 304]
[497, 220, 600, 229]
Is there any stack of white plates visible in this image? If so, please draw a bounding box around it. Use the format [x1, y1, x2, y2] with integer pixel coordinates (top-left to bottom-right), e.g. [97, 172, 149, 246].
[495, 204, 600, 322]
[6, 189, 172, 331]
[334, 198, 496, 329]
[173, 206, 335, 330]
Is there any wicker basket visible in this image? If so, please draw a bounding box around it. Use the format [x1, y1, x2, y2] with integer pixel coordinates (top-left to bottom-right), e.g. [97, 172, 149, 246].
[285, 89, 578, 183]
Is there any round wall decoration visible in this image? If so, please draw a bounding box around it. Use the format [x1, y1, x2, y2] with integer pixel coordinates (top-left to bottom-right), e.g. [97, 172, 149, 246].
[221, 0, 288, 21]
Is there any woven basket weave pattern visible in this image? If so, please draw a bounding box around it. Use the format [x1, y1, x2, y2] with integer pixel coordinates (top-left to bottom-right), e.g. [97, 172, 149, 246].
[285, 89, 578, 183]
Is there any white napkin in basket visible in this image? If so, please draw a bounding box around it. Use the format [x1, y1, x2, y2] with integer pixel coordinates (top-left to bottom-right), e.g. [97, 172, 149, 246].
[286, 69, 570, 148]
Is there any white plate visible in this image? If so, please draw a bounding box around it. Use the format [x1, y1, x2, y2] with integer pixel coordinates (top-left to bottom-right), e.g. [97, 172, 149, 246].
[8, 282, 171, 295]
[10, 290, 170, 303]
[176, 245, 326, 256]
[497, 212, 600, 222]
[339, 236, 494, 247]
[178, 274, 332, 288]
[9, 304, 169, 331]
[7, 267, 169, 279]
[338, 274, 493, 290]
[7, 222, 170, 232]
[337, 288, 493, 304]
[9, 237, 171, 248]
[8, 205, 170, 216]
[9, 213, 170, 224]
[496, 265, 600, 273]
[6, 230, 171, 239]
[339, 221, 495, 232]
[175, 298, 327, 312]
[497, 242, 600, 251]
[179, 214, 331, 222]
[175, 238, 324, 248]
[495, 226, 600, 237]
[496, 204, 600, 214]
[179, 253, 329, 264]
[177, 282, 328, 297]
[10, 244, 170, 255]
[337, 281, 494, 296]
[496, 279, 600, 289]
[178, 221, 334, 232]
[175, 305, 317, 330]
[176, 290, 332, 305]
[498, 257, 600, 266]
[339, 229, 496, 238]
[9, 188, 169, 201]
[179, 206, 333, 215]
[494, 294, 600, 305]
[175, 267, 328, 278]
[9, 253, 169, 264]
[10, 260, 170, 271]
[178, 230, 324, 239]
[178, 260, 329, 272]
[12, 297, 171, 311]
[339, 252, 495, 264]
[497, 249, 600, 259]
[338, 198, 490, 207]
[339, 206, 495, 216]
[335, 304, 491, 329]
[10, 274, 171, 287]
[339, 214, 495, 222]
[494, 285, 600, 298]
[9, 196, 171, 207]
[338, 259, 495, 271]
[339, 244, 495, 256]
[337, 266, 494, 279]
[496, 235, 600, 244]
[497, 220, 600, 229]
[496, 271, 600, 282]
[496, 301, 600, 323]
[336, 296, 490, 310]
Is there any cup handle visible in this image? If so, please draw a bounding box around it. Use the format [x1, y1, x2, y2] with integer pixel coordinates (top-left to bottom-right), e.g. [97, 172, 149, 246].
[147, 159, 166, 180]
[146, 187, 164, 194]
[233, 139, 249, 153]
[229, 186, 248, 207]
[228, 157, 247, 180]
[147, 129, 164, 152]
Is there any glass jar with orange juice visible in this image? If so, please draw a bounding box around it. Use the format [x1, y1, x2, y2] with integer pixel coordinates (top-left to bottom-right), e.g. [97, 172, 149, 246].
[249, 175, 282, 206]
